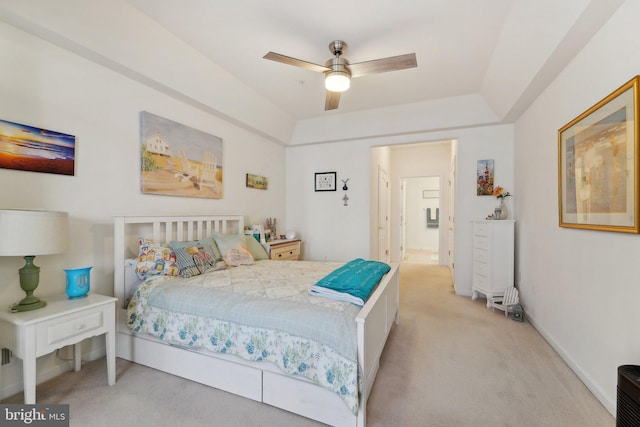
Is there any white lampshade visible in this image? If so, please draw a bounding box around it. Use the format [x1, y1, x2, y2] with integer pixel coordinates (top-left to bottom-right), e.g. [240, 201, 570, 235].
[0, 209, 69, 256]
[325, 72, 351, 92]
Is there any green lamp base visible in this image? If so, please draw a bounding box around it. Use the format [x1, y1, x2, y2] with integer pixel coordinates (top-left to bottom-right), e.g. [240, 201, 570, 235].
[11, 298, 47, 312]
[11, 255, 47, 313]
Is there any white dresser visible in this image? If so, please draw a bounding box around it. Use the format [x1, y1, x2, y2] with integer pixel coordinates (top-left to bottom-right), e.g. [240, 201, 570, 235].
[471, 220, 515, 307]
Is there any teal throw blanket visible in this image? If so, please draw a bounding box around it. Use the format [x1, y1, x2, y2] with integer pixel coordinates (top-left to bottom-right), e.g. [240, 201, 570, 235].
[309, 258, 391, 306]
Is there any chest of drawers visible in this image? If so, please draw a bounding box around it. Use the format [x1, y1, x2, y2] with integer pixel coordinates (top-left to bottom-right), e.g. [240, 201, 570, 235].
[471, 220, 515, 307]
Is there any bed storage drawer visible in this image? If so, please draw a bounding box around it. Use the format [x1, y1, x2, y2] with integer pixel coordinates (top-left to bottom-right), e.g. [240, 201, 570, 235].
[121, 333, 263, 401]
[263, 370, 354, 427]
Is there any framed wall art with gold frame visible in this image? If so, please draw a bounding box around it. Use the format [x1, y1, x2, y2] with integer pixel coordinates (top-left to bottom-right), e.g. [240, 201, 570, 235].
[558, 76, 640, 233]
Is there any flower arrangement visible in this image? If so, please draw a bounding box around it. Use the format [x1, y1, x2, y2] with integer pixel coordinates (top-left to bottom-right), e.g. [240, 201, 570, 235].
[493, 186, 511, 199]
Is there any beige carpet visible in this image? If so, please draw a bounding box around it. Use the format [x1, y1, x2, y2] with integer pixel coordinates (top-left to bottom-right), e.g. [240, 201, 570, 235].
[4, 263, 615, 426]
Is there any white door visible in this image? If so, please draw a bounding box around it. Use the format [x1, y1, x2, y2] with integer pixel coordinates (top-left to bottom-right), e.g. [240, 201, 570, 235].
[378, 167, 390, 262]
[448, 154, 456, 271]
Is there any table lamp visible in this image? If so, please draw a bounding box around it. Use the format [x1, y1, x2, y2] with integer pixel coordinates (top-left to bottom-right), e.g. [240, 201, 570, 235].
[0, 209, 69, 312]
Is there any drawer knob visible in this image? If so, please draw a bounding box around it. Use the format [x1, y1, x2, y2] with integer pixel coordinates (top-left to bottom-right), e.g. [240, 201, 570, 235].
[278, 253, 282, 257]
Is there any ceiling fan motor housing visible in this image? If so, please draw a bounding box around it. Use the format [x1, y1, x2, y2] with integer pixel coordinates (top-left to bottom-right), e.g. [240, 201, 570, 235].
[324, 56, 351, 92]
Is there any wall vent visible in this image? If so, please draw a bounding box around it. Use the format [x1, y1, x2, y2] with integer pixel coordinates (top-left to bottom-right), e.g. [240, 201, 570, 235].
[618, 365, 640, 426]
[1, 348, 12, 366]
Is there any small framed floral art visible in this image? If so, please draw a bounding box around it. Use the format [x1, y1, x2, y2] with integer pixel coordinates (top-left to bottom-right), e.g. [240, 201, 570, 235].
[477, 159, 494, 196]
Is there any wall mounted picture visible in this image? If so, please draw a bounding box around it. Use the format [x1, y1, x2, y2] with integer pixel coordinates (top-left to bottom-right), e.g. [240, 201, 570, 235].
[477, 159, 494, 195]
[0, 118, 75, 176]
[246, 173, 268, 190]
[559, 76, 640, 233]
[315, 172, 337, 191]
[140, 112, 223, 199]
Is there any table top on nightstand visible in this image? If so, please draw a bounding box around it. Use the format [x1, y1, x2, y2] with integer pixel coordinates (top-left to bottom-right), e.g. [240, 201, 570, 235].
[0, 293, 116, 325]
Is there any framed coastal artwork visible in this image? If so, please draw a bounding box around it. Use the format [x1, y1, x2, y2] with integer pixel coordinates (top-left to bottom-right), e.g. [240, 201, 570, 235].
[140, 112, 223, 199]
[246, 173, 268, 190]
[476, 159, 494, 195]
[558, 76, 640, 233]
[0, 118, 75, 176]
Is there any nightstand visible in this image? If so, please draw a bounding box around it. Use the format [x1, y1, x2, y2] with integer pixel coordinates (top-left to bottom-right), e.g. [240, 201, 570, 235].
[0, 293, 116, 403]
[263, 239, 301, 260]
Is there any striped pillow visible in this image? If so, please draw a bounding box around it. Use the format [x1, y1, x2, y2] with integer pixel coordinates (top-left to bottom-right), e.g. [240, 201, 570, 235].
[170, 238, 224, 277]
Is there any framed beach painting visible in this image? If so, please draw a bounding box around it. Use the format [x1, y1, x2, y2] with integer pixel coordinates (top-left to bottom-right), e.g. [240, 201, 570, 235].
[140, 112, 223, 199]
[558, 76, 640, 233]
[246, 173, 268, 190]
[0, 118, 75, 176]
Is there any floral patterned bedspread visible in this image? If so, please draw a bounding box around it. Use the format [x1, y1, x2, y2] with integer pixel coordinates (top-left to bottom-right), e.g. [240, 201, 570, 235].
[127, 260, 362, 413]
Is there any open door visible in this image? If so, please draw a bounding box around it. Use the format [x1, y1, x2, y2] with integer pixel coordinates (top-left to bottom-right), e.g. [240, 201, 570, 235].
[448, 153, 456, 272]
[378, 167, 390, 263]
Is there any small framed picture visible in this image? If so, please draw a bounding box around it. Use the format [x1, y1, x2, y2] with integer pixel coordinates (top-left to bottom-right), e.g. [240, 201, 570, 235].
[246, 173, 268, 190]
[315, 172, 337, 191]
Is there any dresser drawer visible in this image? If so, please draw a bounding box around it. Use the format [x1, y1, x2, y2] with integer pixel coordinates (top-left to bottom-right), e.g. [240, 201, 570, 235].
[36, 307, 108, 356]
[473, 235, 489, 250]
[270, 242, 300, 260]
[473, 273, 489, 290]
[473, 261, 489, 276]
[473, 222, 490, 237]
[473, 248, 489, 263]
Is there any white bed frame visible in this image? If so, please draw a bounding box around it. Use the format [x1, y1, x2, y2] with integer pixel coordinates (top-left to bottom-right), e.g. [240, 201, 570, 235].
[113, 215, 399, 427]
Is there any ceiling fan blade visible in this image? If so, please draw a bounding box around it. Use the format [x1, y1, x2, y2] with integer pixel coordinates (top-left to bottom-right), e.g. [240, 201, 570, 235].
[263, 52, 330, 73]
[325, 91, 341, 111]
[349, 53, 417, 78]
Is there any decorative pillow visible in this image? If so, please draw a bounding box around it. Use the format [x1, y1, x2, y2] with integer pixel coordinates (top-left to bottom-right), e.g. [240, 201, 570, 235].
[244, 235, 269, 261]
[170, 238, 221, 277]
[223, 246, 255, 267]
[211, 233, 247, 257]
[135, 238, 180, 280]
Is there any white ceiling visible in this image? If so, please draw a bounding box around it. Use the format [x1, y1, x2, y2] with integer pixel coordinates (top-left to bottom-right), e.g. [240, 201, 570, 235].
[126, 0, 616, 121]
[0, 0, 624, 144]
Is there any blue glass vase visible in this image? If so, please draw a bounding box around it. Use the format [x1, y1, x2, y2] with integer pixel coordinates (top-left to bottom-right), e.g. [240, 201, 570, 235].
[65, 266, 92, 299]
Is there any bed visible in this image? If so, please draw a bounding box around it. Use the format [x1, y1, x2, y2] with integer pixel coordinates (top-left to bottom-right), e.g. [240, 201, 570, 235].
[114, 215, 399, 427]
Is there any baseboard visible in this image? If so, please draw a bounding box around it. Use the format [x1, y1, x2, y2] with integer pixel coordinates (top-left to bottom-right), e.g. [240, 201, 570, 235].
[525, 312, 615, 416]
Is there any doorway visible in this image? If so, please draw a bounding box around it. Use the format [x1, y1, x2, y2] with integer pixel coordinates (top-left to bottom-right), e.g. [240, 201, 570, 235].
[402, 176, 441, 264]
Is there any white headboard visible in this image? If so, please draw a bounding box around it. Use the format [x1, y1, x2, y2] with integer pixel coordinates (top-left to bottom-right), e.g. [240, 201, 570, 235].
[113, 215, 245, 308]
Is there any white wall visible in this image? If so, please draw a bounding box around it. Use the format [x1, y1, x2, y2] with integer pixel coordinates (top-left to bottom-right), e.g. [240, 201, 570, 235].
[514, 0, 640, 414]
[285, 124, 514, 297]
[0, 21, 287, 397]
[286, 140, 373, 261]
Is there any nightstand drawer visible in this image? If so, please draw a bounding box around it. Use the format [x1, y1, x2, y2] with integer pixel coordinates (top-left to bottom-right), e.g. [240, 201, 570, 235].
[36, 308, 107, 355]
[270, 242, 300, 260]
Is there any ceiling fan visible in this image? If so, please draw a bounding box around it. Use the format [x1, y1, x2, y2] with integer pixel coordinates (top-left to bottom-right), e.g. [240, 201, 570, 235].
[263, 40, 417, 111]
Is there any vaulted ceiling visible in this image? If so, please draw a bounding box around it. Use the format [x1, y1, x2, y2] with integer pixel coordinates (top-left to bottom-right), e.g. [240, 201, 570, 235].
[0, 1, 625, 144]
[127, 0, 620, 121]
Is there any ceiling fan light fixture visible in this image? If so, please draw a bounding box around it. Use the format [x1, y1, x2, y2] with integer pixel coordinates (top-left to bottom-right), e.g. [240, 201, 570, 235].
[325, 71, 350, 92]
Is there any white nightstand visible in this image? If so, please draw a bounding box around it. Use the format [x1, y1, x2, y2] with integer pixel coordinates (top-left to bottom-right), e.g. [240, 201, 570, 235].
[0, 293, 116, 403]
